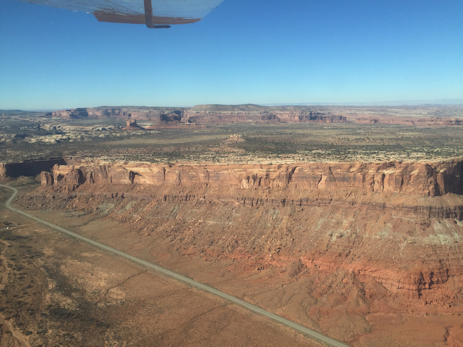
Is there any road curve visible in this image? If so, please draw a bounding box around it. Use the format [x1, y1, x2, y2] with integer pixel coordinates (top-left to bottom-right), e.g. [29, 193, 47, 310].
[0, 183, 349, 347]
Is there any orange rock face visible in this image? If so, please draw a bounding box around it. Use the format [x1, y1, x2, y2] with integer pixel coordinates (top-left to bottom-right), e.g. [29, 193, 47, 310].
[182, 111, 346, 124]
[24, 157, 463, 344]
[47, 159, 463, 197]
[44, 105, 463, 128]
[0, 163, 6, 179]
[121, 119, 144, 130]
[40, 171, 53, 186]
[46, 106, 347, 125]
[39, 159, 463, 298]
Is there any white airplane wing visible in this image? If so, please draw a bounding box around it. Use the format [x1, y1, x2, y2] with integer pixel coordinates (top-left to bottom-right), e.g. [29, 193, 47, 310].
[17, 0, 225, 28]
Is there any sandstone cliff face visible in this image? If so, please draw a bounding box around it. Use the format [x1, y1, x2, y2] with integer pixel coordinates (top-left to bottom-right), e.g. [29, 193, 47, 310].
[47, 108, 90, 119]
[44, 105, 463, 128]
[16, 157, 463, 344]
[47, 107, 182, 122]
[121, 120, 144, 130]
[46, 105, 346, 124]
[2, 151, 455, 347]
[25, 178, 463, 304]
[40, 171, 53, 186]
[182, 111, 346, 124]
[0, 163, 6, 179]
[45, 159, 463, 197]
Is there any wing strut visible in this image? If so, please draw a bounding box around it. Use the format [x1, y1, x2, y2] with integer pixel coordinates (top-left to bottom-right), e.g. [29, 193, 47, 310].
[144, 0, 171, 29]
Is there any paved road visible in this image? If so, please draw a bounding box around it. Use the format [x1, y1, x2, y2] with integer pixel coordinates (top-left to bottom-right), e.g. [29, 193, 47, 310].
[0, 183, 349, 347]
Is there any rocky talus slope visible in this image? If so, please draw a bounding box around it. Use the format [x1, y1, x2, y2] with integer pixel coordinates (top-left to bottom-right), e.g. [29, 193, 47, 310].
[11, 158, 463, 345]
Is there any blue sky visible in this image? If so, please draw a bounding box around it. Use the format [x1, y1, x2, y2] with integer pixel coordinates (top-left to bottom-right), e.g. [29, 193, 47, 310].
[0, 0, 462, 109]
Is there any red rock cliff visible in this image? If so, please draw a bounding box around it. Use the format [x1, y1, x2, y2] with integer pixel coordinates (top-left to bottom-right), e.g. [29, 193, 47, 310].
[44, 159, 463, 197]
[0, 163, 6, 179]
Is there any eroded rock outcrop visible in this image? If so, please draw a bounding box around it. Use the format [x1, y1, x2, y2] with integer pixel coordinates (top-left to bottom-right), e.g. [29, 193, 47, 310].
[12, 156, 463, 344]
[182, 111, 346, 124]
[44, 105, 463, 128]
[46, 105, 347, 125]
[182, 105, 346, 124]
[47, 107, 184, 122]
[47, 108, 89, 119]
[122, 119, 144, 131]
[25, 175, 463, 302]
[40, 171, 53, 186]
[45, 159, 463, 197]
[0, 163, 6, 179]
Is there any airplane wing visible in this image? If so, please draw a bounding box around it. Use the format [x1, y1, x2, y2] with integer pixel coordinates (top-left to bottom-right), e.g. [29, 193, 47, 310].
[17, 0, 225, 28]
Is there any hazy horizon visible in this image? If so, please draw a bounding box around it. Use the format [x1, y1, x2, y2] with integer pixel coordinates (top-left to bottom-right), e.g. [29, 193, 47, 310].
[2, 98, 462, 113]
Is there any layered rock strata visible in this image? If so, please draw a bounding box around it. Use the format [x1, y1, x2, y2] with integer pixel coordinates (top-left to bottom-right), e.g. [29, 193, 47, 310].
[182, 111, 346, 124]
[46, 107, 178, 121]
[46, 105, 346, 124]
[45, 105, 463, 127]
[43, 159, 463, 197]
[31, 174, 463, 302]
[9, 157, 461, 344]
[32, 158, 462, 294]
[121, 119, 144, 130]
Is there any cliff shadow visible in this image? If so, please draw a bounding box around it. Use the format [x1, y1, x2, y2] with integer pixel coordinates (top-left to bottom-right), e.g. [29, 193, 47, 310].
[5, 158, 67, 178]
